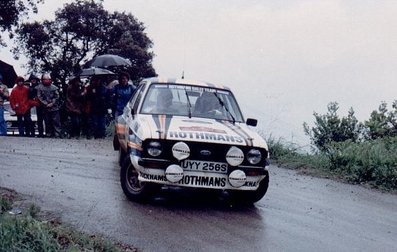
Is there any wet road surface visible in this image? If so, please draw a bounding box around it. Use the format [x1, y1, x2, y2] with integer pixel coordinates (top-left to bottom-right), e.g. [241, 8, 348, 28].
[0, 137, 396, 251]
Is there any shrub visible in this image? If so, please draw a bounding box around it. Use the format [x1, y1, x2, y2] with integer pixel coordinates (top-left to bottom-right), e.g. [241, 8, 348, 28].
[324, 137, 397, 189]
[303, 102, 362, 151]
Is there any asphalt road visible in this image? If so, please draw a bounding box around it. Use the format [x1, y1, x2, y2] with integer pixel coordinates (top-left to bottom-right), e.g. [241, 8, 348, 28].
[0, 136, 396, 252]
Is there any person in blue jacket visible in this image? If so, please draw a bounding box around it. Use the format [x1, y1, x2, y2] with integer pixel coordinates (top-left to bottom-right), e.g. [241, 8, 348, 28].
[110, 71, 136, 118]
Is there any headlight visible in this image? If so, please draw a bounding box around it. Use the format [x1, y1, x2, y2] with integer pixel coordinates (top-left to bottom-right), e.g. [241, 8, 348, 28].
[226, 146, 244, 166]
[172, 142, 190, 160]
[247, 149, 262, 165]
[147, 141, 162, 157]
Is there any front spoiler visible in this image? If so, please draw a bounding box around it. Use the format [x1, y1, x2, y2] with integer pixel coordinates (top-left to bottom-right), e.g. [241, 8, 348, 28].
[130, 155, 267, 191]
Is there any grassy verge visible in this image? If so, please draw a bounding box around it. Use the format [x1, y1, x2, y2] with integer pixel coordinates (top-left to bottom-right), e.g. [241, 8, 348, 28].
[0, 188, 136, 252]
[267, 136, 397, 191]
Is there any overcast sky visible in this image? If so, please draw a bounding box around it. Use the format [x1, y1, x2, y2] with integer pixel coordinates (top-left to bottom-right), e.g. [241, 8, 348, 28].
[2, 0, 397, 147]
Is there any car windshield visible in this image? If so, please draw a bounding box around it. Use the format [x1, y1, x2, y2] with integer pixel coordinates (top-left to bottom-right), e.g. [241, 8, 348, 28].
[140, 83, 244, 122]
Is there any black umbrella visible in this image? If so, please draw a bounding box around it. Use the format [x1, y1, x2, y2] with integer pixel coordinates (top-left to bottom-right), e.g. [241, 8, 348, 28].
[84, 54, 131, 68]
[79, 67, 116, 77]
[0, 60, 17, 88]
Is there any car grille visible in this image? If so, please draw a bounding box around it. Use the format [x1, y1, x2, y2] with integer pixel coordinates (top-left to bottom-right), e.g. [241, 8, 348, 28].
[142, 139, 267, 167]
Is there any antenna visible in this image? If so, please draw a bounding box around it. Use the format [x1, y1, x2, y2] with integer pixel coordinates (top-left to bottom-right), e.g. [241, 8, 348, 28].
[181, 71, 184, 79]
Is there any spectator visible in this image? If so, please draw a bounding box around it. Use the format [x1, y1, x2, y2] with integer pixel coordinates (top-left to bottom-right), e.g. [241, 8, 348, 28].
[0, 74, 10, 136]
[86, 76, 108, 139]
[66, 77, 86, 138]
[27, 74, 44, 137]
[9, 76, 32, 136]
[37, 73, 61, 138]
[109, 71, 135, 118]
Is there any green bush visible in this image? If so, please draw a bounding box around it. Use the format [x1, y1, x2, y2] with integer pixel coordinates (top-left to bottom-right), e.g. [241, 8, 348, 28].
[324, 137, 397, 189]
[303, 102, 362, 151]
[265, 134, 397, 190]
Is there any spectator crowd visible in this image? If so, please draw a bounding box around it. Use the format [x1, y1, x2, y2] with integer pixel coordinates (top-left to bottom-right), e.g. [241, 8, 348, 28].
[0, 71, 135, 138]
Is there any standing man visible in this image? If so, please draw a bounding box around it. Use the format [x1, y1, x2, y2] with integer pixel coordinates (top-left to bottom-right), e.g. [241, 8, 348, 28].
[86, 76, 108, 139]
[109, 71, 136, 118]
[9, 76, 32, 136]
[0, 74, 10, 136]
[66, 77, 86, 138]
[37, 73, 61, 138]
[27, 75, 43, 137]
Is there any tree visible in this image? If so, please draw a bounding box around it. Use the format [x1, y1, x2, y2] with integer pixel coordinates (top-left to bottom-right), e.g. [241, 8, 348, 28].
[363, 100, 397, 139]
[13, 0, 155, 85]
[303, 102, 362, 151]
[0, 0, 43, 45]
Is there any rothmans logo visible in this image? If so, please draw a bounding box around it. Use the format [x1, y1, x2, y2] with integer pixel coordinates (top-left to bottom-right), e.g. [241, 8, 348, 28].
[200, 150, 211, 156]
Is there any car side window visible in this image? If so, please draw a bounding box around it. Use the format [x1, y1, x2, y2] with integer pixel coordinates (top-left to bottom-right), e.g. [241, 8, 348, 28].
[131, 83, 145, 113]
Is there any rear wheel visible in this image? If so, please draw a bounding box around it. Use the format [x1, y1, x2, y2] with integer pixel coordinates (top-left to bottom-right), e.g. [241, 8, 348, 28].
[120, 156, 159, 202]
[229, 172, 269, 205]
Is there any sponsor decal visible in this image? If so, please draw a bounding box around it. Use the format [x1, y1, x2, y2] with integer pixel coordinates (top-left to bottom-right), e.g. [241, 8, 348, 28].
[179, 126, 226, 134]
[179, 175, 227, 187]
[140, 172, 227, 187]
[168, 131, 243, 143]
[244, 181, 259, 187]
[140, 173, 168, 181]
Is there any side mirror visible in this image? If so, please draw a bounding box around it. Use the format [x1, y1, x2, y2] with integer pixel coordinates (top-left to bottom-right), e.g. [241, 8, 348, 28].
[246, 118, 257, 127]
[130, 108, 135, 118]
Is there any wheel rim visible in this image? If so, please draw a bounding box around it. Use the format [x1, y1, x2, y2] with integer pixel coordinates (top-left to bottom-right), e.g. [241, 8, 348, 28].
[125, 163, 144, 193]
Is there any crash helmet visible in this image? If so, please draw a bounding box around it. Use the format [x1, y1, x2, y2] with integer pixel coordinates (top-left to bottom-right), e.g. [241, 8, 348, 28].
[157, 88, 173, 107]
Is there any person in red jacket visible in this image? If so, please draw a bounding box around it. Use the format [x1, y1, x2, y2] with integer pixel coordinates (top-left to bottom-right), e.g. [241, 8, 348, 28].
[9, 76, 32, 136]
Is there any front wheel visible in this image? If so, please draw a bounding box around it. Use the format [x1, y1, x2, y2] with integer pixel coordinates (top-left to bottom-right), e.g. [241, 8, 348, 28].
[228, 172, 269, 205]
[120, 156, 159, 202]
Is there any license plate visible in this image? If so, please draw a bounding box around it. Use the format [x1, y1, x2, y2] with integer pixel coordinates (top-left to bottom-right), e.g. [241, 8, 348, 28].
[180, 160, 228, 174]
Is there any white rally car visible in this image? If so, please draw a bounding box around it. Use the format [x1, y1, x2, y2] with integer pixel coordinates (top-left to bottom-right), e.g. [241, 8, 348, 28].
[114, 77, 270, 203]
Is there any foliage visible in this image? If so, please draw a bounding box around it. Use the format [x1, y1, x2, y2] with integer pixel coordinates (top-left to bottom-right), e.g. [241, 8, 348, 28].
[324, 137, 397, 190]
[0, 0, 43, 45]
[303, 102, 362, 151]
[0, 192, 133, 251]
[363, 100, 397, 140]
[13, 0, 156, 86]
[266, 135, 329, 171]
[266, 135, 397, 190]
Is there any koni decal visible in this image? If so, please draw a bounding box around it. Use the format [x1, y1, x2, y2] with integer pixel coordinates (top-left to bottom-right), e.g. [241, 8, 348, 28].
[168, 131, 244, 143]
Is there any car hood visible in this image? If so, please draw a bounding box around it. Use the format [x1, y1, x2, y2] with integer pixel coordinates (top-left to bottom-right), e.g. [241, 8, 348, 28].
[134, 114, 268, 149]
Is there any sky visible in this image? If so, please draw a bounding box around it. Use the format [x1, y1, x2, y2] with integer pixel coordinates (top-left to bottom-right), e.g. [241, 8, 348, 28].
[1, 0, 397, 148]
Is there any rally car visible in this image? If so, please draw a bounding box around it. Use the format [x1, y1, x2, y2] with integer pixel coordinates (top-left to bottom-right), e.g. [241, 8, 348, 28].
[114, 77, 269, 203]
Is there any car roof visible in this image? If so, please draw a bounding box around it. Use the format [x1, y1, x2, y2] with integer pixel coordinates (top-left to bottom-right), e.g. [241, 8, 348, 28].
[142, 77, 231, 91]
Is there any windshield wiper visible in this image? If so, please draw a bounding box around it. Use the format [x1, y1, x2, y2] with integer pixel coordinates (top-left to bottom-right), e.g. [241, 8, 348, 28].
[185, 90, 192, 118]
[214, 93, 235, 124]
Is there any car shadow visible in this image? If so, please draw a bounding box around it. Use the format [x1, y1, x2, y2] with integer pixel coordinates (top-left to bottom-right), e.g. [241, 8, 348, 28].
[139, 186, 261, 213]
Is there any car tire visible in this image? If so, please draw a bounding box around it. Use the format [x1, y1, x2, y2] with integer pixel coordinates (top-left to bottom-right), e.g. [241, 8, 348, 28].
[229, 171, 269, 205]
[120, 156, 159, 202]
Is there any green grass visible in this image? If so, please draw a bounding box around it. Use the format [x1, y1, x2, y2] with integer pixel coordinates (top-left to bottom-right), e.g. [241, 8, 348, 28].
[0, 189, 136, 252]
[266, 136, 397, 191]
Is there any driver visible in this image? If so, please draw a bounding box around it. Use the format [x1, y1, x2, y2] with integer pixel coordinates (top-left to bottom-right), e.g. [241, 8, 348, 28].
[194, 92, 222, 115]
[153, 88, 174, 114]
